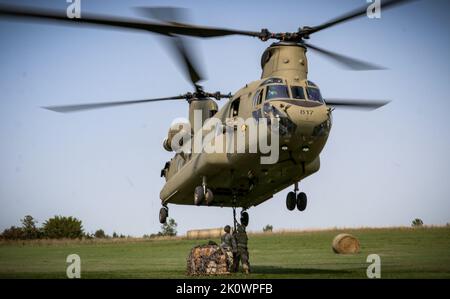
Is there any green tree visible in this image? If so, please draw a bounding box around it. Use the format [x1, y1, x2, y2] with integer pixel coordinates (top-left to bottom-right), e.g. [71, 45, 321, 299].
[0, 226, 25, 240]
[412, 218, 424, 227]
[112, 232, 118, 238]
[94, 229, 106, 239]
[159, 218, 177, 236]
[21, 215, 41, 239]
[42, 216, 84, 239]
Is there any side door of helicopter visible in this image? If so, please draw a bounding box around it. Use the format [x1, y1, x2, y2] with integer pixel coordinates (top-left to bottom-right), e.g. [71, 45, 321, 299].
[252, 87, 266, 120]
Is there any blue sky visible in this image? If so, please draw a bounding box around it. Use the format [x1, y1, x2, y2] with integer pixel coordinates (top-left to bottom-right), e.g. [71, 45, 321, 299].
[1, 0, 449, 236]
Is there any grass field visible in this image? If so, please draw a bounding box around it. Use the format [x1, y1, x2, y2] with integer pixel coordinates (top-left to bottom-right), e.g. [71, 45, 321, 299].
[0, 227, 449, 279]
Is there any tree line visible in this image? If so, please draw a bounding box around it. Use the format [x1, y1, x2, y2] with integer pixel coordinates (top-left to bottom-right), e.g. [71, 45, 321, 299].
[0, 215, 178, 240]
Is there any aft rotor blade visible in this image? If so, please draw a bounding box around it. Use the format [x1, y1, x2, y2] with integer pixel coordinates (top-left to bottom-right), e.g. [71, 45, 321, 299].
[303, 0, 418, 36]
[325, 99, 390, 110]
[305, 43, 386, 71]
[43, 95, 186, 113]
[0, 4, 261, 38]
[133, 7, 204, 89]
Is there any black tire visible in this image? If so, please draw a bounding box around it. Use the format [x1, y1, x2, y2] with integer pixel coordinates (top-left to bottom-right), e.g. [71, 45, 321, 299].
[241, 211, 249, 227]
[286, 192, 296, 211]
[194, 186, 204, 206]
[159, 207, 168, 224]
[297, 192, 307, 211]
[205, 188, 214, 206]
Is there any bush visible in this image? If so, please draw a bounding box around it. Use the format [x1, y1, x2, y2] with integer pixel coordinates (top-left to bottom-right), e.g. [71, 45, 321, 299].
[0, 215, 43, 240]
[94, 229, 107, 239]
[1, 226, 25, 240]
[263, 224, 273, 233]
[412, 218, 424, 227]
[42, 216, 84, 239]
[159, 218, 177, 236]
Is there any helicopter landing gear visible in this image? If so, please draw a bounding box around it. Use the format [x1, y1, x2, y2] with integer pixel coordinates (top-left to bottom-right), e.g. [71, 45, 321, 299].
[297, 192, 307, 211]
[231, 192, 250, 229]
[194, 186, 204, 206]
[205, 189, 214, 206]
[159, 205, 168, 224]
[286, 182, 307, 212]
[286, 192, 296, 211]
[240, 210, 249, 227]
[194, 176, 214, 206]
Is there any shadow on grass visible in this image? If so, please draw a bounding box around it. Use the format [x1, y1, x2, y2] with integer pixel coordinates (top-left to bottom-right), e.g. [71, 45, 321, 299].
[252, 265, 352, 275]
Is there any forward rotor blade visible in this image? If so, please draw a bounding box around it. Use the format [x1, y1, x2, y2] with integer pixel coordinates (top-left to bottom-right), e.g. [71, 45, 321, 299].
[0, 4, 261, 38]
[303, 0, 418, 36]
[43, 95, 186, 113]
[305, 43, 386, 70]
[133, 7, 204, 90]
[325, 99, 390, 110]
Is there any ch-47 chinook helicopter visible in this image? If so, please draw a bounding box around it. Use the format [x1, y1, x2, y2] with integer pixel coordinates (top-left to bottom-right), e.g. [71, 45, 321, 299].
[0, 0, 417, 226]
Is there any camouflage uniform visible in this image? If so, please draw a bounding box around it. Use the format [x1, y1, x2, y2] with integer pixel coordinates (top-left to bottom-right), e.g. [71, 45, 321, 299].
[220, 226, 236, 271]
[232, 223, 250, 274]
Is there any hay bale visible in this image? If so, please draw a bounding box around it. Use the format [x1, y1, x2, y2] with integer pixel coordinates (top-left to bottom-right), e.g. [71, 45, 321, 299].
[186, 228, 223, 240]
[186, 243, 232, 276]
[332, 233, 360, 254]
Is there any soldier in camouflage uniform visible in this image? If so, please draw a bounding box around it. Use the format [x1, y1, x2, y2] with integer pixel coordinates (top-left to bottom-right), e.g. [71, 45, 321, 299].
[220, 225, 236, 272]
[232, 222, 250, 274]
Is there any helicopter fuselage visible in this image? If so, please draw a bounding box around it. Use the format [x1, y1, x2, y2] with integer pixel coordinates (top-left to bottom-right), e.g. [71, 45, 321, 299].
[160, 42, 332, 208]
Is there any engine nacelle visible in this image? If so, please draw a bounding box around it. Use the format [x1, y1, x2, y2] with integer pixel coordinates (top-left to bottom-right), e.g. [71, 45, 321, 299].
[163, 122, 191, 152]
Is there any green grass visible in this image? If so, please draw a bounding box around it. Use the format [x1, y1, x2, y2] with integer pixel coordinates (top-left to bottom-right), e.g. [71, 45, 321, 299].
[0, 227, 449, 279]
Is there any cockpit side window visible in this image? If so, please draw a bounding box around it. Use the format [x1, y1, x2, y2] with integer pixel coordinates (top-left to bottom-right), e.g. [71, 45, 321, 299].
[266, 85, 289, 100]
[253, 89, 264, 107]
[291, 86, 305, 100]
[306, 87, 323, 103]
[230, 98, 240, 117]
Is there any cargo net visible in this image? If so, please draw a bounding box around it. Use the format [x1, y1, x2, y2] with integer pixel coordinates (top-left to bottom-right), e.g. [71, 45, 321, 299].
[186, 243, 233, 276]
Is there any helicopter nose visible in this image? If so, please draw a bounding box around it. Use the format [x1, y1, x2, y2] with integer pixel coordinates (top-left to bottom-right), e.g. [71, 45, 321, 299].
[269, 100, 331, 153]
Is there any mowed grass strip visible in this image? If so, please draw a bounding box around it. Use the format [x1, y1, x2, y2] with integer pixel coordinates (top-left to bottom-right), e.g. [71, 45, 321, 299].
[0, 227, 449, 278]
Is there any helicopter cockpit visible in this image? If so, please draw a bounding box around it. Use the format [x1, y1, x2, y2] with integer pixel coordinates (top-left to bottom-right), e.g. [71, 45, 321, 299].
[254, 78, 325, 105]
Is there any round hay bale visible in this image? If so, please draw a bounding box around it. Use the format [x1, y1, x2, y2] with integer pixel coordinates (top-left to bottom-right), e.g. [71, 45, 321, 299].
[332, 233, 360, 254]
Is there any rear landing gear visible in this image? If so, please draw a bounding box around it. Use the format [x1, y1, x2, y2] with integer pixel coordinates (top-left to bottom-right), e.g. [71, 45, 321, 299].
[297, 192, 307, 211]
[240, 210, 249, 227]
[231, 192, 249, 230]
[286, 182, 307, 212]
[194, 176, 214, 206]
[159, 206, 168, 224]
[286, 192, 296, 211]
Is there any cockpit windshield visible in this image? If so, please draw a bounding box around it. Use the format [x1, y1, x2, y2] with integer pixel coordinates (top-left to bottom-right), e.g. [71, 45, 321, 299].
[306, 87, 324, 103]
[266, 85, 289, 100]
[291, 86, 305, 100]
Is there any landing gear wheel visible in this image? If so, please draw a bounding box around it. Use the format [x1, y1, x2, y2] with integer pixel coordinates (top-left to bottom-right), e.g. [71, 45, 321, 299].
[297, 192, 307, 211]
[205, 189, 214, 206]
[194, 186, 204, 206]
[286, 192, 296, 211]
[240, 211, 249, 227]
[159, 206, 168, 224]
